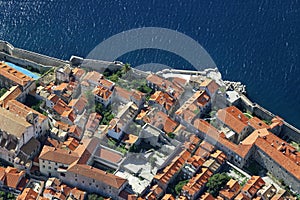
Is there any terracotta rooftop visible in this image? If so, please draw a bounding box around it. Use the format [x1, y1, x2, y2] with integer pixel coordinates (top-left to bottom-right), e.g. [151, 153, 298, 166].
[72, 67, 86, 79]
[17, 188, 38, 200]
[93, 86, 113, 100]
[242, 176, 265, 197]
[151, 110, 179, 133]
[0, 85, 22, 108]
[162, 194, 176, 200]
[175, 90, 210, 120]
[68, 95, 88, 114]
[85, 112, 102, 132]
[0, 166, 26, 189]
[122, 133, 138, 145]
[269, 116, 284, 129]
[6, 99, 47, 124]
[98, 76, 114, 89]
[146, 74, 184, 98]
[154, 150, 191, 186]
[82, 71, 102, 84]
[95, 146, 123, 164]
[69, 187, 86, 200]
[68, 164, 127, 189]
[39, 145, 79, 165]
[47, 94, 59, 104]
[217, 106, 249, 134]
[248, 117, 269, 130]
[0, 107, 32, 138]
[115, 86, 132, 101]
[53, 99, 70, 115]
[254, 133, 300, 180]
[193, 119, 253, 158]
[149, 91, 175, 111]
[200, 79, 220, 96]
[63, 137, 80, 151]
[182, 168, 213, 197]
[219, 179, 241, 200]
[0, 62, 34, 86]
[200, 192, 215, 200]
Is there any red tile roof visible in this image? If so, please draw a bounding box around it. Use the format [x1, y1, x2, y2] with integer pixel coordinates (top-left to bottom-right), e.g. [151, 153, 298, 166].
[182, 168, 213, 197]
[200, 79, 220, 96]
[0, 85, 22, 108]
[149, 91, 175, 111]
[254, 133, 300, 180]
[146, 74, 184, 98]
[53, 99, 70, 115]
[39, 145, 79, 165]
[248, 117, 269, 130]
[95, 146, 123, 164]
[193, 119, 253, 158]
[6, 99, 47, 124]
[17, 188, 38, 200]
[219, 179, 241, 200]
[175, 90, 210, 120]
[0, 166, 26, 189]
[242, 176, 265, 197]
[217, 106, 248, 134]
[68, 164, 127, 189]
[93, 86, 112, 100]
[0, 62, 34, 86]
[98, 76, 114, 89]
[68, 95, 88, 114]
[151, 111, 179, 133]
[72, 68, 86, 79]
[85, 112, 102, 132]
[154, 150, 191, 186]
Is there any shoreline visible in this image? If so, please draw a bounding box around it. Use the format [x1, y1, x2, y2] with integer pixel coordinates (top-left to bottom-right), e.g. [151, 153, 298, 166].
[0, 40, 299, 134]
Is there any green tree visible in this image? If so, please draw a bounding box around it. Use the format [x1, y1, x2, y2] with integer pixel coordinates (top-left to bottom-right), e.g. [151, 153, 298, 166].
[206, 172, 231, 197]
[122, 63, 131, 73]
[175, 180, 189, 195]
[0, 88, 7, 97]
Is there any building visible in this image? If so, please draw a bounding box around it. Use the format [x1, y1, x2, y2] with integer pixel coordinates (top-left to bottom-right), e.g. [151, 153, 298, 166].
[0, 85, 22, 108]
[216, 106, 252, 143]
[146, 74, 184, 99]
[175, 90, 211, 127]
[154, 150, 191, 190]
[218, 179, 241, 200]
[0, 166, 27, 193]
[149, 91, 177, 114]
[0, 62, 36, 94]
[181, 168, 213, 200]
[107, 102, 138, 140]
[55, 65, 72, 83]
[6, 99, 49, 137]
[0, 107, 38, 168]
[38, 137, 128, 198]
[85, 112, 102, 133]
[199, 78, 220, 99]
[236, 176, 265, 199]
[93, 86, 113, 107]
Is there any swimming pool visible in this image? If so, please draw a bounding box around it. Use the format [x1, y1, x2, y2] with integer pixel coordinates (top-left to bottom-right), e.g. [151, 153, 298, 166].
[5, 62, 40, 80]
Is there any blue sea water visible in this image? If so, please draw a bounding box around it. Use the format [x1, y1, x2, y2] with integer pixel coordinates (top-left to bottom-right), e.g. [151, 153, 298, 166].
[0, 0, 299, 128]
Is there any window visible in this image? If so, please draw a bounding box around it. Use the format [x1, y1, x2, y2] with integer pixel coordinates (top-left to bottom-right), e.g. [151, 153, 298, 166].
[48, 166, 51, 170]
[42, 165, 45, 168]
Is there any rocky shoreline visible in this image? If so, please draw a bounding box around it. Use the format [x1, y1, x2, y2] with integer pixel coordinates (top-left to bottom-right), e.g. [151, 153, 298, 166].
[223, 80, 247, 94]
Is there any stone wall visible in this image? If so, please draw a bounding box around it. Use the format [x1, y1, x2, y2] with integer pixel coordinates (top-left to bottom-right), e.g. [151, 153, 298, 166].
[0, 40, 68, 73]
[253, 147, 300, 193]
[281, 122, 300, 143]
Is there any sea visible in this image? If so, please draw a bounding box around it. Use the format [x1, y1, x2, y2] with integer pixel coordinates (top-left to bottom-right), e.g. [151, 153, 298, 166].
[0, 0, 299, 128]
